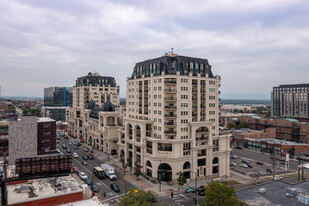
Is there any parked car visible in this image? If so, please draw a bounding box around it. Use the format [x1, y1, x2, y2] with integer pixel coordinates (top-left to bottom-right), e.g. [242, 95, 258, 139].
[230, 162, 237, 166]
[230, 154, 237, 159]
[256, 161, 264, 165]
[197, 185, 206, 196]
[56, 149, 60, 153]
[240, 164, 248, 168]
[81, 160, 88, 166]
[60, 152, 64, 155]
[273, 175, 283, 180]
[242, 160, 250, 164]
[258, 170, 264, 175]
[88, 154, 94, 160]
[235, 146, 242, 150]
[247, 164, 253, 168]
[64, 135, 68, 139]
[57, 136, 61, 140]
[62, 144, 67, 149]
[73, 153, 79, 158]
[66, 148, 71, 153]
[91, 184, 99, 193]
[72, 166, 79, 172]
[69, 142, 73, 146]
[74, 146, 78, 150]
[83, 155, 88, 160]
[85, 178, 93, 185]
[79, 172, 88, 180]
[110, 183, 120, 192]
[266, 168, 273, 173]
[84, 147, 89, 152]
[249, 172, 257, 176]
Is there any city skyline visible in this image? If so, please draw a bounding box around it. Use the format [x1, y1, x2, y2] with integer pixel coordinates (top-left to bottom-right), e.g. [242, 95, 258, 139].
[0, 0, 309, 99]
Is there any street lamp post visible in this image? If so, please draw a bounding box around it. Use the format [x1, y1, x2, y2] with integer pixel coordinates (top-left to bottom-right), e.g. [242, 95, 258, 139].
[91, 168, 94, 197]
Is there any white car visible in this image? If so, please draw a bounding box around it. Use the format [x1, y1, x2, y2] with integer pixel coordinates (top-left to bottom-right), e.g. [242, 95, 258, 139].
[79, 172, 88, 180]
[273, 175, 283, 180]
[56, 149, 60, 153]
[73, 153, 79, 158]
[240, 163, 248, 168]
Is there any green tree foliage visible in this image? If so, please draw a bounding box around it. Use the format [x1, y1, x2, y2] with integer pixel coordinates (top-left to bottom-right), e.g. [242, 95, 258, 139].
[200, 181, 240, 206]
[22, 107, 41, 117]
[177, 172, 187, 188]
[133, 167, 142, 180]
[227, 122, 236, 129]
[8, 105, 16, 114]
[119, 189, 157, 206]
[236, 122, 250, 129]
[289, 146, 295, 156]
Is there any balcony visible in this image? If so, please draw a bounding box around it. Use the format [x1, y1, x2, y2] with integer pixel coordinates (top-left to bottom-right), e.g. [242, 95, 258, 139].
[165, 130, 176, 134]
[165, 97, 176, 101]
[165, 89, 177, 93]
[192, 89, 198, 93]
[166, 122, 176, 126]
[192, 97, 197, 101]
[165, 105, 177, 110]
[200, 89, 206, 93]
[147, 148, 152, 154]
[165, 114, 177, 118]
[164, 80, 176, 84]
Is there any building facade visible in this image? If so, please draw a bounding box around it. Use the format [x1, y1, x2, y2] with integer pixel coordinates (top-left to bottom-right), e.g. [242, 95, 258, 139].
[272, 84, 309, 119]
[44, 87, 73, 107]
[119, 53, 230, 182]
[41, 106, 69, 122]
[68, 73, 121, 153]
[37, 118, 56, 155]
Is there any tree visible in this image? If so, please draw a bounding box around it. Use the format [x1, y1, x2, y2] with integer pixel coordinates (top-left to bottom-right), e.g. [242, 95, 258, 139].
[119, 189, 157, 206]
[227, 122, 236, 129]
[133, 167, 141, 180]
[289, 146, 295, 157]
[236, 122, 250, 129]
[177, 172, 187, 188]
[200, 181, 240, 206]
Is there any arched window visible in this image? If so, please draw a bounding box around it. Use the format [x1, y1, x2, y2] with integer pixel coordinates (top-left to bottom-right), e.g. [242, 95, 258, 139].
[146, 161, 152, 168]
[213, 157, 219, 164]
[183, 161, 190, 170]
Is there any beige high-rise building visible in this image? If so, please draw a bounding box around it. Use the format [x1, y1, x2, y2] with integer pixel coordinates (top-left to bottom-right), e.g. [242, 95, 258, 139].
[68, 72, 120, 153]
[118, 53, 230, 182]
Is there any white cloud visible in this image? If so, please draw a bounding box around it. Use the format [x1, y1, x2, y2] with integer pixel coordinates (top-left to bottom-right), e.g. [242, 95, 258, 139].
[0, 0, 308, 99]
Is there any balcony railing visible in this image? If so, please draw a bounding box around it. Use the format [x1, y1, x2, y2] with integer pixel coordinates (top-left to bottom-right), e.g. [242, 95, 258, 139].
[165, 97, 176, 101]
[165, 106, 177, 110]
[165, 114, 177, 117]
[164, 80, 176, 84]
[165, 89, 177, 93]
[166, 122, 176, 125]
[165, 130, 176, 134]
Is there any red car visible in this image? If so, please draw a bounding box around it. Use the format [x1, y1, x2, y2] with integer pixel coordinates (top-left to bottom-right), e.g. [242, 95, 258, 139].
[73, 166, 79, 172]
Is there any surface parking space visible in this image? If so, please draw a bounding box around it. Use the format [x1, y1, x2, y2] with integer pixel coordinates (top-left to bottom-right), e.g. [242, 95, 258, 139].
[230, 154, 288, 176]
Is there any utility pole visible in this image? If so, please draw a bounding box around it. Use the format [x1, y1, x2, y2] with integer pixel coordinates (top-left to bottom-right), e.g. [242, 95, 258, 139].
[194, 169, 198, 206]
[272, 146, 275, 179]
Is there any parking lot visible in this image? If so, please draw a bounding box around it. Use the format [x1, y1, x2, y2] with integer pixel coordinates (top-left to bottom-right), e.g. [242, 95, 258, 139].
[230, 154, 288, 176]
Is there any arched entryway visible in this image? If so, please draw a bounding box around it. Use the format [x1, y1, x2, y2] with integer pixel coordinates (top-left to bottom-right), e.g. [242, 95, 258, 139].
[212, 157, 219, 174]
[128, 124, 133, 140]
[158, 163, 172, 182]
[183, 161, 191, 179]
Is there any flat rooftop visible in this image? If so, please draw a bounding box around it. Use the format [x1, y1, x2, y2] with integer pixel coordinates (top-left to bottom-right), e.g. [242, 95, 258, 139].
[245, 138, 309, 146]
[60, 197, 106, 206]
[237, 181, 309, 206]
[7, 175, 83, 205]
[37, 117, 56, 122]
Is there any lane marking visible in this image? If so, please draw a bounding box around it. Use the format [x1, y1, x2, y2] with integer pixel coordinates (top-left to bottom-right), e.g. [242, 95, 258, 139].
[59, 146, 118, 196]
[179, 194, 189, 199]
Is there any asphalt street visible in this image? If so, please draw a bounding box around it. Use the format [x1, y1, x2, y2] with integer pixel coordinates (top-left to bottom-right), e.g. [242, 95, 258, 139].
[231, 148, 298, 170]
[57, 134, 135, 205]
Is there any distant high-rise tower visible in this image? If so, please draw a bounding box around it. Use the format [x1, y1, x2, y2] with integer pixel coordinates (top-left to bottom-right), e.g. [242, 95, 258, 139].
[44, 87, 72, 107]
[271, 84, 309, 119]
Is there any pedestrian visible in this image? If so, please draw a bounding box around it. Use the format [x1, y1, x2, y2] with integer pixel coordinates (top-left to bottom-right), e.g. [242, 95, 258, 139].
[104, 192, 106, 197]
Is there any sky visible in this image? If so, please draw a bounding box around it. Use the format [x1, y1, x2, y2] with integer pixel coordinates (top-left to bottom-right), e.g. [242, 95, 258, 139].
[0, 0, 309, 99]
